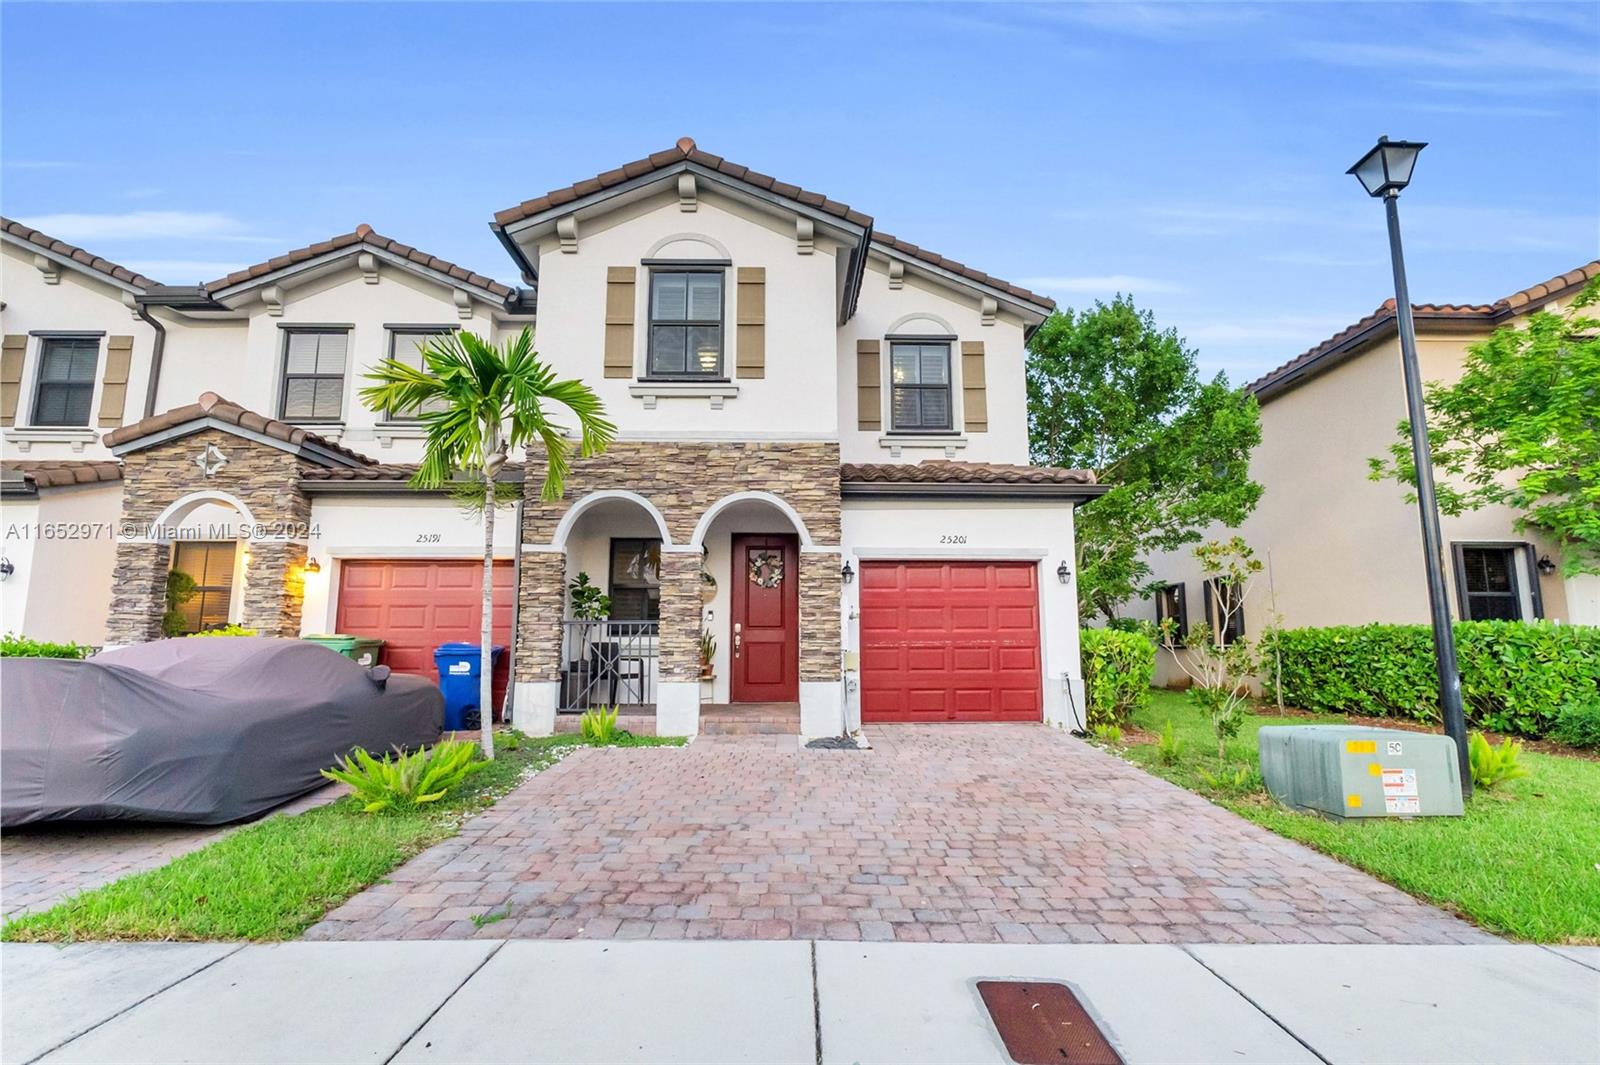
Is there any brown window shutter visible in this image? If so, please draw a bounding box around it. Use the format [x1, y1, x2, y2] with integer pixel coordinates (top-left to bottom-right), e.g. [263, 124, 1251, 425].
[856, 339, 882, 431]
[604, 266, 636, 379]
[98, 335, 135, 427]
[735, 267, 765, 379]
[1, 335, 25, 427]
[961, 341, 987, 432]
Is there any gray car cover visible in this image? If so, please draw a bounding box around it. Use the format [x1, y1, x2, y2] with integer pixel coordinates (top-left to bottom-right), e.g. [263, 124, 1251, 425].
[2, 637, 442, 826]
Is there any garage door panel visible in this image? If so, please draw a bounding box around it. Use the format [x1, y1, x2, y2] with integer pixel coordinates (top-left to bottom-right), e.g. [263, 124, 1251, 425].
[335, 559, 513, 720]
[860, 561, 1041, 724]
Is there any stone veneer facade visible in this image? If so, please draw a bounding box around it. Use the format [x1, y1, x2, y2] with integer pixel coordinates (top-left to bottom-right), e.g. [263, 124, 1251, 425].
[515, 441, 843, 689]
[105, 427, 312, 644]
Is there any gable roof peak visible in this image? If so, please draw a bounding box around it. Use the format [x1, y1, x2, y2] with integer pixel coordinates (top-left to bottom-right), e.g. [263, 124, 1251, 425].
[675, 136, 696, 154]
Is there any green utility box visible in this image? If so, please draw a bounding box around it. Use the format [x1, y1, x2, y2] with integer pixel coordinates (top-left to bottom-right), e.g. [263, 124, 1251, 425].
[1258, 725, 1463, 820]
[302, 634, 385, 668]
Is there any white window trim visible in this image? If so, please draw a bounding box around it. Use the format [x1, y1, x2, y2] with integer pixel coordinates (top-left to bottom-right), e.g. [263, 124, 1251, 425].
[628, 381, 739, 410]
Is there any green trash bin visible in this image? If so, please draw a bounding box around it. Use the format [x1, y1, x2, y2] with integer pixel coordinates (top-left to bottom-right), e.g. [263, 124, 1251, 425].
[302, 634, 385, 667]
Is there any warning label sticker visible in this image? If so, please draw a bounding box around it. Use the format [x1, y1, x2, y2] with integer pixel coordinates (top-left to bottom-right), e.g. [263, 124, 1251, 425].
[1382, 767, 1420, 813]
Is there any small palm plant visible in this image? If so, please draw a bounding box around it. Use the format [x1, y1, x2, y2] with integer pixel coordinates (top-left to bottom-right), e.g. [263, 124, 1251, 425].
[362, 327, 615, 759]
[321, 740, 485, 813]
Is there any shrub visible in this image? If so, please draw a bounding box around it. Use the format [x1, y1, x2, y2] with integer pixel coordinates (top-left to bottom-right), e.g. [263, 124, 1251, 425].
[321, 740, 484, 813]
[1090, 723, 1123, 746]
[1155, 719, 1184, 765]
[1262, 621, 1600, 738]
[1551, 699, 1600, 749]
[1468, 732, 1529, 790]
[579, 706, 620, 745]
[1080, 627, 1155, 728]
[0, 633, 88, 659]
[162, 570, 198, 637]
[188, 625, 257, 637]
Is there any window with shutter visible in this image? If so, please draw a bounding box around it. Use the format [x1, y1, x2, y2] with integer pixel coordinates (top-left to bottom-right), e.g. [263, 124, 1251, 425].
[889, 341, 952, 431]
[32, 337, 100, 427]
[280, 330, 348, 422]
[647, 270, 724, 378]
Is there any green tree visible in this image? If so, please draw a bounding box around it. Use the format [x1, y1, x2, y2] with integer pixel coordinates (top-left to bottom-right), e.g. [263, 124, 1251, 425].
[1027, 296, 1262, 620]
[362, 327, 615, 759]
[1370, 279, 1600, 577]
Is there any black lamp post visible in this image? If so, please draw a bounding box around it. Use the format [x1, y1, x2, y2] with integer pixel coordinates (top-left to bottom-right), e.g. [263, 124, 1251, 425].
[1347, 136, 1471, 798]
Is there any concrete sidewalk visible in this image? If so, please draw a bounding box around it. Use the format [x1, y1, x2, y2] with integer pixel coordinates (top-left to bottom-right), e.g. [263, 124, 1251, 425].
[3, 941, 1595, 1064]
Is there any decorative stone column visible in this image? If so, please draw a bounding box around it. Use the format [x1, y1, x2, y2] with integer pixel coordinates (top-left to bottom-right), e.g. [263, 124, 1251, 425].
[799, 551, 846, 736]
[512, 550, 565, 735]
[105, 541, 171, 646]
[241, 541, 308, 637]
[655, 549, 703, 736]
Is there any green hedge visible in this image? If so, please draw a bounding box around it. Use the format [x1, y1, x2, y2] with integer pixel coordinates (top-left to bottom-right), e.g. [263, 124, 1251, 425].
[1081, 627, 1155, 728]
[1263, 622, 1600, 737]
[1, 633, 89, 659]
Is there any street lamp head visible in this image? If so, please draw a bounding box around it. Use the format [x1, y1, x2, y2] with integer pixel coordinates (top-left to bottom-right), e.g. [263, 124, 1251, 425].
[1347, 136, 1426, 198]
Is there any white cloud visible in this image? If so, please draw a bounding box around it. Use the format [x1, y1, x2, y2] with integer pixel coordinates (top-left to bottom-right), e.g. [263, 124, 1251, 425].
[1263, 251, 1383, 268]
[1019, 274, 1184, 294]
[120, 259, 250, 282]
[2, 160, 77, 170]
[1178, 313, 1360, 347]
[1407, 101, 1562, 118]
[14, 210, 277, 244]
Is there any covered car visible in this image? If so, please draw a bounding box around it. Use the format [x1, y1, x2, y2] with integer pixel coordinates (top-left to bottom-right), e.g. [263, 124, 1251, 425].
[1, 637, 442, 826]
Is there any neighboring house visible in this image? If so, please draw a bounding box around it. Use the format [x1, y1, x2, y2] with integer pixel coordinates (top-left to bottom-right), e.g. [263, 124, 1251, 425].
[1131, 261, 1600, 685]
[0, 138, 1103, 737]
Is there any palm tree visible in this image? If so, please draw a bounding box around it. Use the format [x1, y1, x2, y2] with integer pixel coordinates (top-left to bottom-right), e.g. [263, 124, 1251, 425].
[361, 327, 614, 758]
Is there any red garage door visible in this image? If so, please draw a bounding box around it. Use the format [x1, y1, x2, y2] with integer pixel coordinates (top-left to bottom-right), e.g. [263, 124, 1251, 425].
[335, 559, 515, 717]
[859, 561, 1042, 723]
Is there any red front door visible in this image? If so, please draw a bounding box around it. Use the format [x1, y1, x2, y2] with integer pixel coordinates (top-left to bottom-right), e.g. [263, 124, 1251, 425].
[730, 534, 799, 703]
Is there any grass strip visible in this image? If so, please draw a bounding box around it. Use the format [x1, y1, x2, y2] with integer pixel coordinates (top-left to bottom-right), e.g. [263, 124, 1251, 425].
[1119, 691, 1600, 944]
[3, 732, 682, 942]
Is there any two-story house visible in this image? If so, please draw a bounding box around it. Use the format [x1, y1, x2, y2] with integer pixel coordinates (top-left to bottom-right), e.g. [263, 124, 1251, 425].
[1129, 261, 1600, 688]
[1, 139, 1102, 737]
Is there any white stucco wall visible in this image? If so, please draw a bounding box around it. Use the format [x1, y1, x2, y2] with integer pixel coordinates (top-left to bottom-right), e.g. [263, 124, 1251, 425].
[1, 240, 156, 462]
[839, 255, 1034, 465]
[840, 497, 1086, 731]
[301, 494, 519, 635]
[527, 189, 842, 440]
[0, 484, 121, 644]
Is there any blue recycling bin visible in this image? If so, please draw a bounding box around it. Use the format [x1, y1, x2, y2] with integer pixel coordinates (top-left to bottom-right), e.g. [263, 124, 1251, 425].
[433, 642, 505, 732]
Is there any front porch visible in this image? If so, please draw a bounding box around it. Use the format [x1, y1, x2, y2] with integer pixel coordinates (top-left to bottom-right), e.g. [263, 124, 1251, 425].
[509, 442, 846, 740]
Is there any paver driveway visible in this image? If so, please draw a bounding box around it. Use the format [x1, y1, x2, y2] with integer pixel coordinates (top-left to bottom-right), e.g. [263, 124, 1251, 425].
[305, 726, 1493, 945]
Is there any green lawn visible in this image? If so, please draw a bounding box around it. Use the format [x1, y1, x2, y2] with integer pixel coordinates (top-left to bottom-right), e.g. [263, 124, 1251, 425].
[2, 732, 683, 943]
[1117, 690, 1600, 944]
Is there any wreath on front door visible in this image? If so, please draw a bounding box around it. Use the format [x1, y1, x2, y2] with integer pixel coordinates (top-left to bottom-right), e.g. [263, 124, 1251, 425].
[748, 550, 784, 589]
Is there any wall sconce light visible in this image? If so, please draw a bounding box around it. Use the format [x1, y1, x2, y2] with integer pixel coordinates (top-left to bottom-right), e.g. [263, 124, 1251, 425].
[0, 557, 13, 581]
[1536, 554, 1556, 576]
[841, 560, 854, 585]
[1056, 560, 1071, 585]
[305, 557, 322, 575]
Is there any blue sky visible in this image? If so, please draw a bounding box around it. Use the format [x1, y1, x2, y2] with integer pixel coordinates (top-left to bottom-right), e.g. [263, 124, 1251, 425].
[3, 2, 1596, 386]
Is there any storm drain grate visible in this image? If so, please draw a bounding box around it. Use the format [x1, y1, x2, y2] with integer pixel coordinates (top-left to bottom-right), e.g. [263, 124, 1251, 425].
[977, 980, 1124, 1065]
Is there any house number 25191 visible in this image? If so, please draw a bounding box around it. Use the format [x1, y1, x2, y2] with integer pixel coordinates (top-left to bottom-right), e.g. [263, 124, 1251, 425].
[939, 534, 968, 544]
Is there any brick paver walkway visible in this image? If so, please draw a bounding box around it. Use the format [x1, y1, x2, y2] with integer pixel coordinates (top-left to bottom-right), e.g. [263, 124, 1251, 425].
[304, 726, 1493, 945]
[2, 785, 343, 917]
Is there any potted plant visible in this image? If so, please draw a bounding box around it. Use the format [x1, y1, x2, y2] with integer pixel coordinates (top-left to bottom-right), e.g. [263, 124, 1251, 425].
[568, 572, 610, 621]
[698, 630, 716, 680]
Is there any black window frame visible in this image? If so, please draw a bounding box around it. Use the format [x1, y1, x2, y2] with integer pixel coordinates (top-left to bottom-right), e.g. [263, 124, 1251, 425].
[608, 537, 662, 627]
[169, 540, 237, 635]
[278, 328, 350, 423]
[645, 268, 726, 380]
[30, 335, 101, 428]
[380, 324, 457, 421]
[1452, 542, 1540, 622]
[1155, 582, 1188, 646]
[1203, 577, 1245, 646]
[888, 338, 954, 432]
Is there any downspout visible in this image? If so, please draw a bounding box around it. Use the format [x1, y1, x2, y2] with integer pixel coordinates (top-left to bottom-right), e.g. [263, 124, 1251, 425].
[135, 303, 167, 418]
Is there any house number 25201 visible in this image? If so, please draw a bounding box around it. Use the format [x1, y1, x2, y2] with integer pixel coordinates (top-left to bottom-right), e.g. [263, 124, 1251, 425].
[940, 534, 968, 544]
